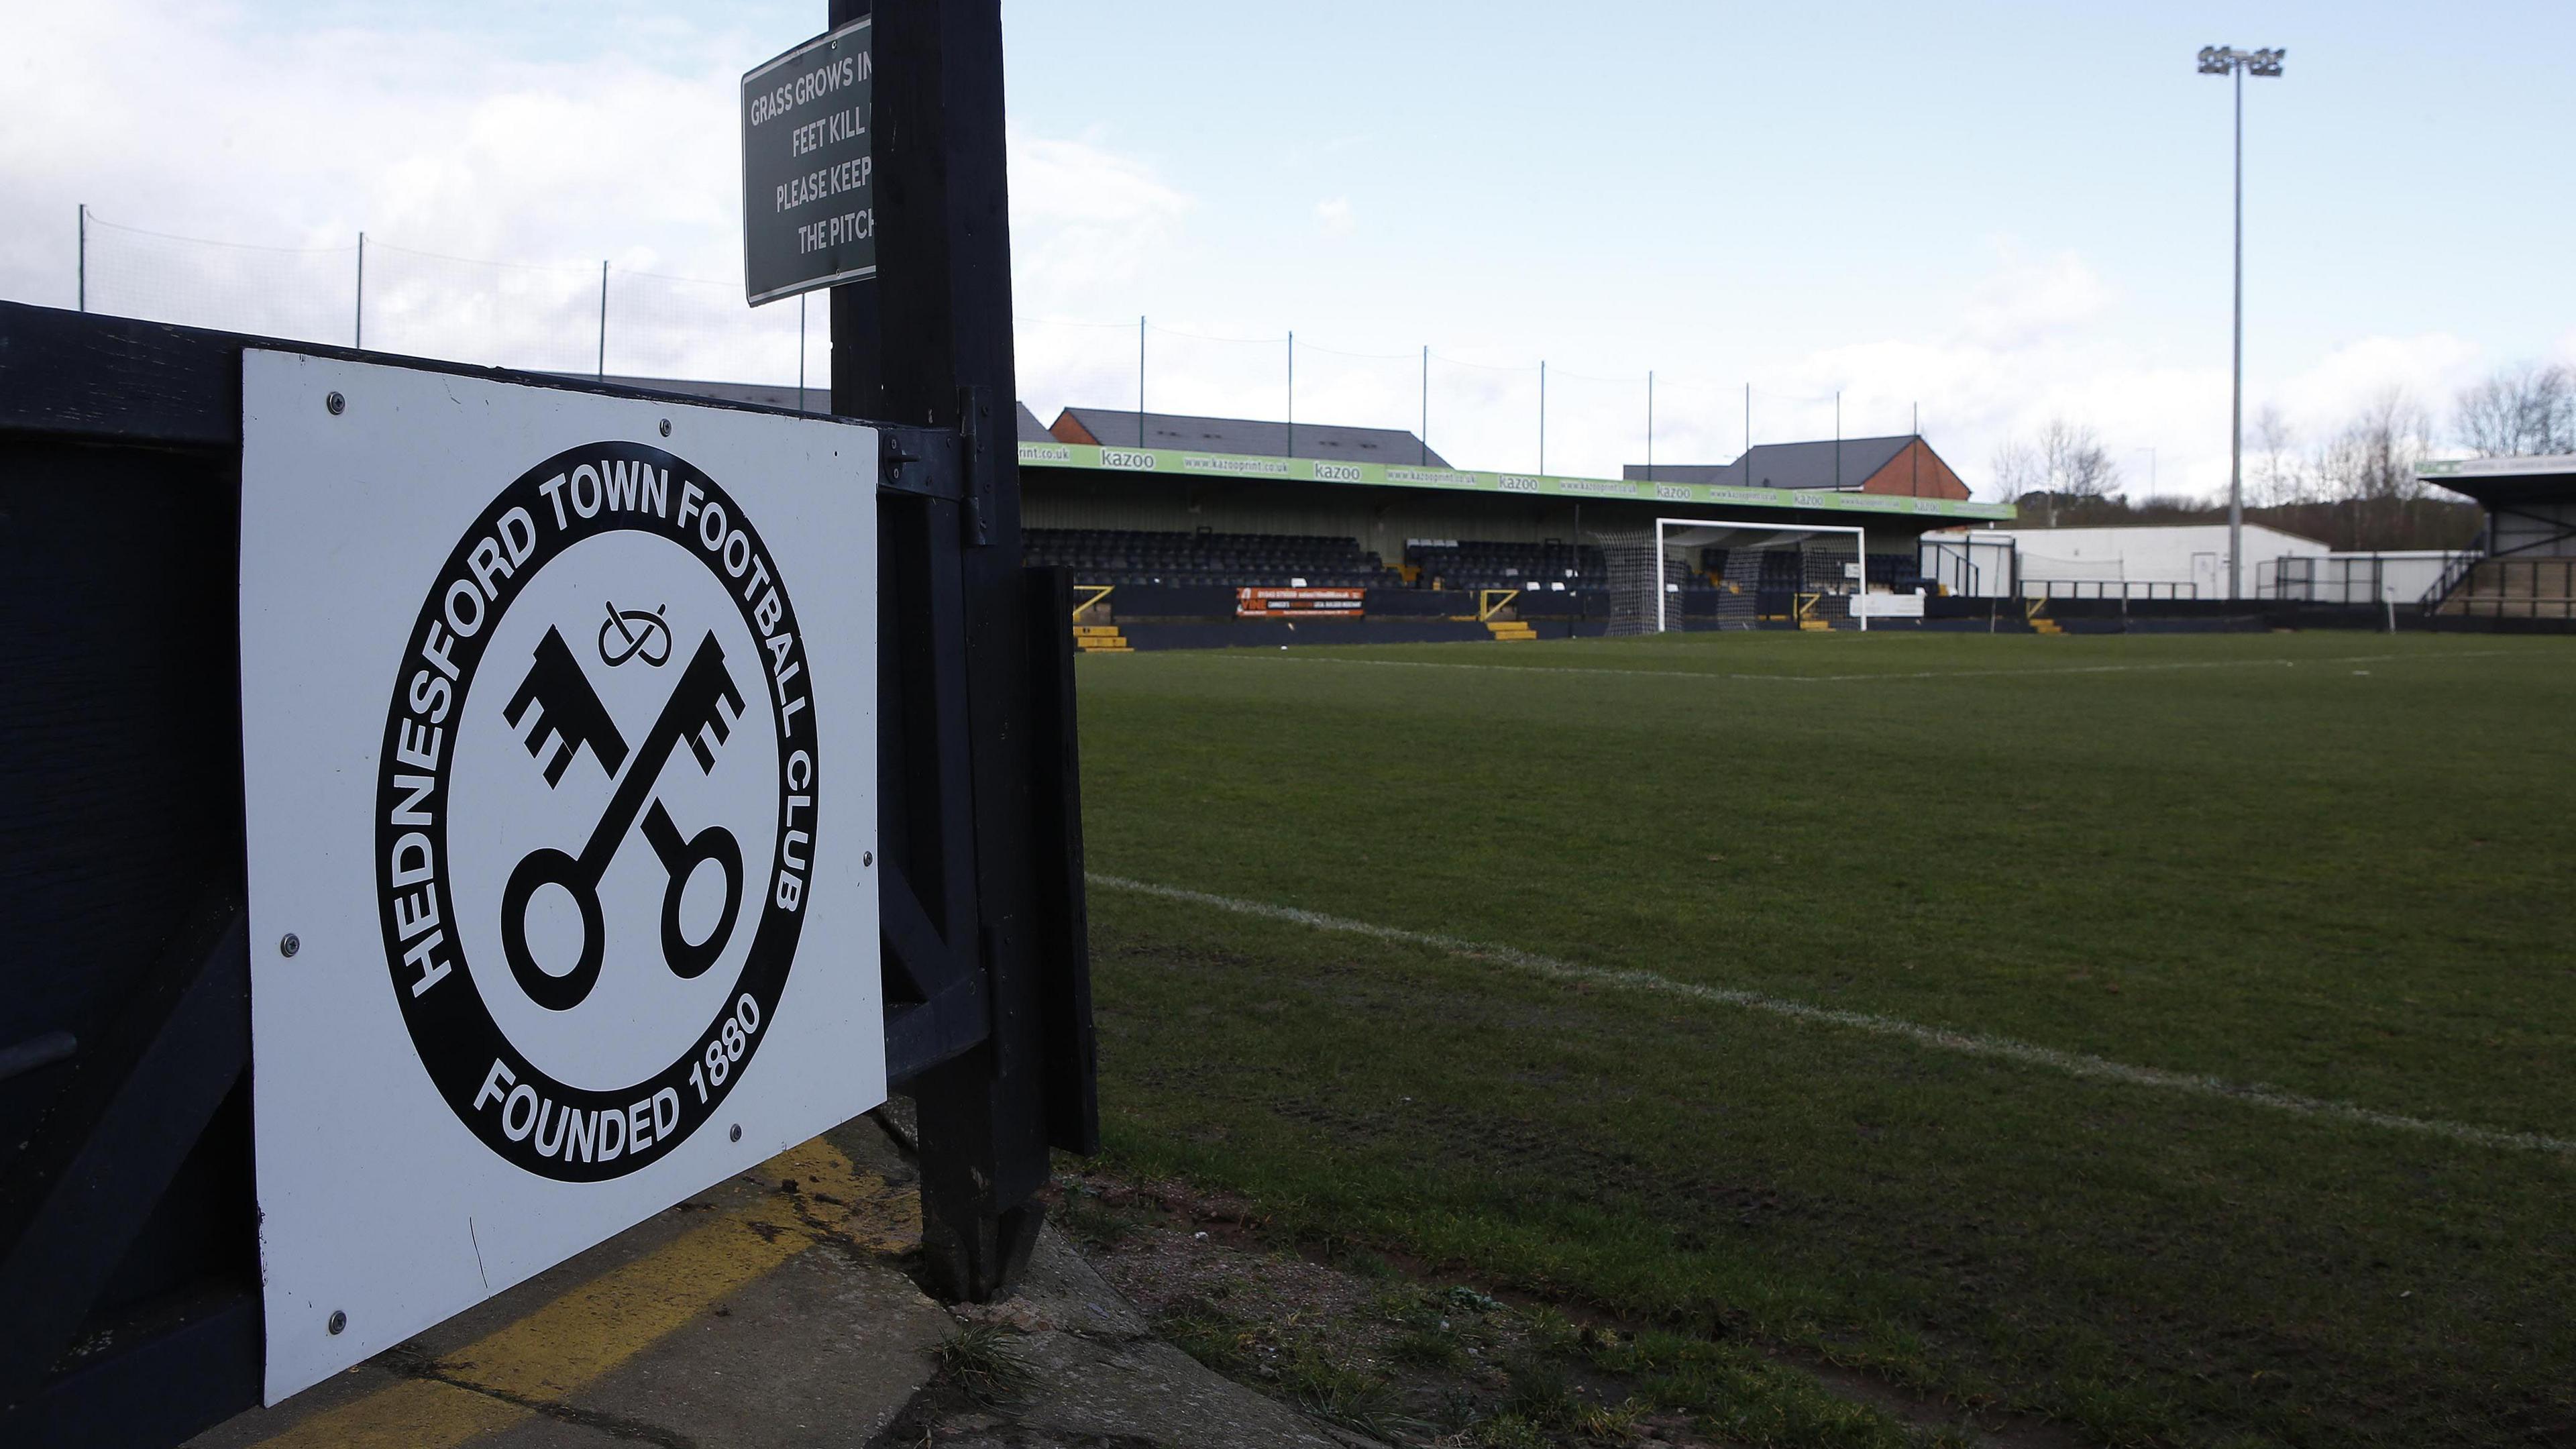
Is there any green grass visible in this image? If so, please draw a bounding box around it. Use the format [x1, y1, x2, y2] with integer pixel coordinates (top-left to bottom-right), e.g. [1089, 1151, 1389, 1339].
[930, 1324, 1037, 1407]
[1072, 631, 2576, 1448]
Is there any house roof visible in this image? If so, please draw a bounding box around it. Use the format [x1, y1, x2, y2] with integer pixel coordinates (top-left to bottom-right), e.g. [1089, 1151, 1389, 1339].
[1016, 401, 1052, 441]
[1623, 435, 1918, 491]
[1053, 407, 1448, 468]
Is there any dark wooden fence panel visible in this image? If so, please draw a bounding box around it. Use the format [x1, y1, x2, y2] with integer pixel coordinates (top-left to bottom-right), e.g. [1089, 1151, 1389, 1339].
[0, 291, 1093, 1446]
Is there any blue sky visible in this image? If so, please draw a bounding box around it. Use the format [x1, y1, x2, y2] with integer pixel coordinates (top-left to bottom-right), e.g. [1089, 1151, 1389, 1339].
[2, 1, 2567, 492]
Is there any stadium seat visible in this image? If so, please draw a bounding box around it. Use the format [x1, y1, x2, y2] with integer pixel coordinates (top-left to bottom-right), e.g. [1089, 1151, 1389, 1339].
[1023, 528, 1403, 589]
[1405, 539, 1605, 593]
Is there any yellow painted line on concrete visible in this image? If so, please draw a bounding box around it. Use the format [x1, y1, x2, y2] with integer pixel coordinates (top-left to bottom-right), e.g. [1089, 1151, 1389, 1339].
[254, 1136, 920, 1449]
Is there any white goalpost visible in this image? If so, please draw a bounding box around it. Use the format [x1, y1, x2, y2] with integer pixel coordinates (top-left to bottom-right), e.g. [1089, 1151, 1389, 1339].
[1652, 517, 1872, 634]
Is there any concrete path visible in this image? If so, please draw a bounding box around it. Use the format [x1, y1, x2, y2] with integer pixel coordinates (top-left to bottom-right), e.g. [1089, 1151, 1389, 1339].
[188, 1114, 1372, 1449]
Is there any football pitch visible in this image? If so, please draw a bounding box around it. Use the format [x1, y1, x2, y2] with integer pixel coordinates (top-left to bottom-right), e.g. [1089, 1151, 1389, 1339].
[1071, 631, 2575, 1448]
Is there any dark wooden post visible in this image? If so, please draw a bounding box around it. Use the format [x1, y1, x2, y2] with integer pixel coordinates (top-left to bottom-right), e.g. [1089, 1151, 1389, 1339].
[828, 0, 1056, 1301]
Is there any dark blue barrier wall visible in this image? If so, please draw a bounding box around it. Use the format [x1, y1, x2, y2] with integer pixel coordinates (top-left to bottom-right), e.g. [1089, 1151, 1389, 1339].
[1102, 584, 1240, 617]
[1364, 589, 1463, 616]
[1092, 588, 2551, 645]
[1103, 584, 1599, 622]
[1120, 619, 1519, 650]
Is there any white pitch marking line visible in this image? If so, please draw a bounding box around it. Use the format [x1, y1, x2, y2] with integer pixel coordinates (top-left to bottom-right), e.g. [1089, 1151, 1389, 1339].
[1187, 648, 2517, 685]
[1091, 873, 2575, 1157]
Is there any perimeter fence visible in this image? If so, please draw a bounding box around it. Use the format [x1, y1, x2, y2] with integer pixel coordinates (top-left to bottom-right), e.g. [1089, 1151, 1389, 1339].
[70, 210, 1927, 477]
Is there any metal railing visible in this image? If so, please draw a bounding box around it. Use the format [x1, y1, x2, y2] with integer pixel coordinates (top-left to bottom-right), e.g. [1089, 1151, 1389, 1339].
[2021, 579, 2199, 600]
[2420, 531, 2487, 613]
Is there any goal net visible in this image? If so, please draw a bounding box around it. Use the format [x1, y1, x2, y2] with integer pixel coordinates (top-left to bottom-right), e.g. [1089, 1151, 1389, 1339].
[1597, 519, 1872, 633]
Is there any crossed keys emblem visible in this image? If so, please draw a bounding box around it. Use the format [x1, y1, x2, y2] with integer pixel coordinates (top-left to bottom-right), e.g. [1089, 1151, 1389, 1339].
[498, 624, 747, 1012]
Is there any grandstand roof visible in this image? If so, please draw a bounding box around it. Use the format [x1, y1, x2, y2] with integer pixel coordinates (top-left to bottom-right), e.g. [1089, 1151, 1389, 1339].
[2420, 453, 2576, 507]
[1051, 407, 1448, 468]
[576, 377, 1054, 441]
[593, 374, 818, 411]
[1623, 435, 1919, 492]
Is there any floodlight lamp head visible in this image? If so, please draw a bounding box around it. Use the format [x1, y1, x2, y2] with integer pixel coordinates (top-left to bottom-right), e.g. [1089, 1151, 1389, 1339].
[2199, 45, 2286, 77]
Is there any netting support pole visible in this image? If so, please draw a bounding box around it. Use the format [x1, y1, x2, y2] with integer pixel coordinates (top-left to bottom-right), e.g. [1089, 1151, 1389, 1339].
[75, 205, 85, 313]
[1655, 519, 1668, 634]
[354, 233, 365, 350]
[596, 261, 608, 379]
[1646, 370, 1654, 482]
[1859, 523, 1870, 633]
[1285, 330, 1293, 460]
[1419, 345, 1428, 464]
[1538, 360, 1546, 474]
[1136, 315, 1144, 446]
[798, 294, 808, 412]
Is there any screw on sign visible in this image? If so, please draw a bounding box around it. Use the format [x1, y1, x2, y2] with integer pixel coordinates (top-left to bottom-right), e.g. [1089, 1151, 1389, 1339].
[375, 443, 819, 1182]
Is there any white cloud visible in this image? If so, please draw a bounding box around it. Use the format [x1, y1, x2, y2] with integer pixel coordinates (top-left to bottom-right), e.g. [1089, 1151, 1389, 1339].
[0, 3, 1199, 395]
[1006, 129, 1192, 307]
[1650, 253, 2493, 502]
[0, 1, 794, 378]
[0, 9, 2518, 502]
[2272, 333, 2483, 440]
[1962, 240, 2113, 348]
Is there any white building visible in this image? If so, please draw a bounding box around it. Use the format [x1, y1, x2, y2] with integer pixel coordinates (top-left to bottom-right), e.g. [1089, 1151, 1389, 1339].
[1923, 523, 2328, 599]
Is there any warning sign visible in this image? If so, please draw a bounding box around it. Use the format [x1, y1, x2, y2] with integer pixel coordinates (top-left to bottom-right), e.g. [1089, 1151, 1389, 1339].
[741, 19, 875, 304]
[240, 354, 881, 1402]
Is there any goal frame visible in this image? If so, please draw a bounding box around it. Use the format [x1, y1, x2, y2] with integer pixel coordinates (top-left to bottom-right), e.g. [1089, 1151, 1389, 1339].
[1654, 517, 1872, 633]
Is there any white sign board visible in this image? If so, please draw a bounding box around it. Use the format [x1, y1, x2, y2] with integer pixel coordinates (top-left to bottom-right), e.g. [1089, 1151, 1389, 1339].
[1846, 592, 1927, 619]
[239, 352, 883, 1402]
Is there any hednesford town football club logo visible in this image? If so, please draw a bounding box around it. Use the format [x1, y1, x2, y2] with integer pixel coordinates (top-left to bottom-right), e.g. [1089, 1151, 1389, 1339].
[374, 443, 816, 1182]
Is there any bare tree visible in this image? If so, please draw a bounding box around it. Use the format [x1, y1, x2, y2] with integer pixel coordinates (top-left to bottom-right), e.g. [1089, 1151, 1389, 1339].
[2310, 388, 2434, 547]
[2251, 404, 2302, 506]
[1990, 419, 2116, 525]
[2453, 362, 2575, 457]
[1990, 438, 2042, 500]
[2037, 418, 2121, 498]
[2316, 389, 2432, 502]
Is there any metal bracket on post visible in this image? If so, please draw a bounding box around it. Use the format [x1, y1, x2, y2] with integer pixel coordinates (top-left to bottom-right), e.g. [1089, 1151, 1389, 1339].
[959, 384, 993, 549]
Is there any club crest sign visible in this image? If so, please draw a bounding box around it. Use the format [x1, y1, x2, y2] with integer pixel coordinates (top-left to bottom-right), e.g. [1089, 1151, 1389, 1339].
[378, 444, 814, 1181]
[241, 352, 881, 1403]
